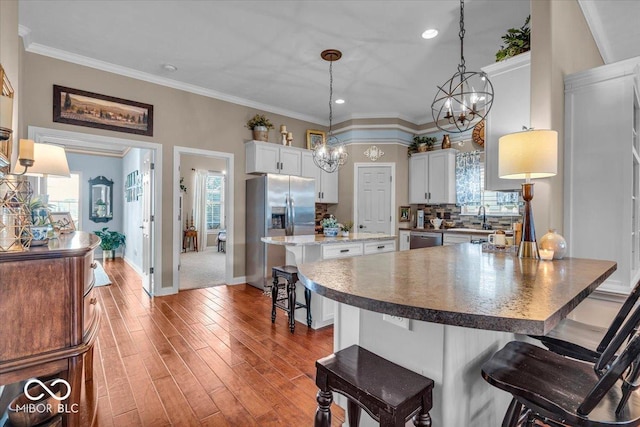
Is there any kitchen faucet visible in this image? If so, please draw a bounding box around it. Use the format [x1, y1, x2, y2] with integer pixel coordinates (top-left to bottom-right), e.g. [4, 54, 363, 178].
[477, 206, 492, 230]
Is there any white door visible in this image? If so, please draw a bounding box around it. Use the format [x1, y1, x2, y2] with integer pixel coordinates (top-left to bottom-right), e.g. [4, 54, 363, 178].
[141, 150, 154, 295]
[356, 166, 392, 234]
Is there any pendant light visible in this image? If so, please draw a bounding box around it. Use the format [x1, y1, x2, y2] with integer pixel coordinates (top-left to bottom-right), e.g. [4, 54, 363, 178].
[313, 49, 348, 173]
[431, 0, 494, 133]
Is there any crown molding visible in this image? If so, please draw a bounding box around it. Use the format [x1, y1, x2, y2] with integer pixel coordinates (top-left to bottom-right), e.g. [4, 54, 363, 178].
[18, 25, 32, 49]
[577, 0, 611, 64]
[20, 33, 326, 126]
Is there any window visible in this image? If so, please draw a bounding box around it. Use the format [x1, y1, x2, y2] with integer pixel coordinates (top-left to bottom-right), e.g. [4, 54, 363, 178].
[205, 174, 224, 231]
[46, 173, 81, 228]
[456, 152, 520, 216]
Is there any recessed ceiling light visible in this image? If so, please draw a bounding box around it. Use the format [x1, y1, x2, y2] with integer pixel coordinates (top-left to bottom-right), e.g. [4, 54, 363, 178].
[335, 99, 345, 104]
[162, 63, 178, 72]
[421, 29, 439, 39]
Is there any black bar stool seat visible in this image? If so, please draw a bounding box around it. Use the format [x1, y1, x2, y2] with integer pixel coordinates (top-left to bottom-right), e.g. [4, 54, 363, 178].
[271, 265, 311, 332]
[314, 345, 434, 427]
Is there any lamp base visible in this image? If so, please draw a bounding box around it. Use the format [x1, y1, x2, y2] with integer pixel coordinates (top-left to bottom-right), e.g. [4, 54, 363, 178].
[518, 241, 539, 259]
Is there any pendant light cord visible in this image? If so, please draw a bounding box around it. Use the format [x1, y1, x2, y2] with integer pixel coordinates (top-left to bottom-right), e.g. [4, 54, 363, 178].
[328, 60, 334, 136]
[457, 0, 466, 75]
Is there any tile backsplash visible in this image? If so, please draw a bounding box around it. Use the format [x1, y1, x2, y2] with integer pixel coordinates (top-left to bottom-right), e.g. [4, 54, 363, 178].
[410, 204, 521, 230]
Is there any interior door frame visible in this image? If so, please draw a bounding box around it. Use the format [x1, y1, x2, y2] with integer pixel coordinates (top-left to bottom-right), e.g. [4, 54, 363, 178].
[28, 126, 163, 294]
[172, 146, 235, 292]
[353, 162, 396, 235]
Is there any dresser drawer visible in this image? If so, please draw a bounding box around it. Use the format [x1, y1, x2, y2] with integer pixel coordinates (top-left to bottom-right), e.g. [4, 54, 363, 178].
[84, 287, 98, 336]
[322, 243, 363, 259]
[85, 251, 96, 294]
[363, 240, 396, 255]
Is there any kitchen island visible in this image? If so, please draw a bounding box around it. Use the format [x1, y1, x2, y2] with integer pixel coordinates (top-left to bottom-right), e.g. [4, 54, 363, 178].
[297, 243, 616, 426]
[262, 233, 395, 329]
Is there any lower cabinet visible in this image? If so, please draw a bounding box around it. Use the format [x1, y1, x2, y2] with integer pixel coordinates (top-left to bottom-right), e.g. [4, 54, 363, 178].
[443, 234, 473, 245]
[399, 230, 411, 251]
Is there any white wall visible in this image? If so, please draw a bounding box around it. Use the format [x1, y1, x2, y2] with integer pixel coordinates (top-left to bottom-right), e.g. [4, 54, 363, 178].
[122, 148, 149, 272]
[66, 152, 123, 258]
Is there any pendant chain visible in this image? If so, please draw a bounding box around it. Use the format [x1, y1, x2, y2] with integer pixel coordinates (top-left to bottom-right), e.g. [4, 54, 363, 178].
[457, 0, 466, 75]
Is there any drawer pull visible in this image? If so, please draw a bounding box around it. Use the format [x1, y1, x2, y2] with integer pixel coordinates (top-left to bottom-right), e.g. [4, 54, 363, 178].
[340, 249, 350, 253]
[377, 245, 385, 249]
[90, 297, 97, 305]
[91, 262, 98, 269]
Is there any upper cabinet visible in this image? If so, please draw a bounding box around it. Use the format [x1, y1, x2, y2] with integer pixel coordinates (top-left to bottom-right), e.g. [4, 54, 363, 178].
[301, 151, 339, 203]
[245, 140, 302, 176]
[564, 61, 640, 294]
[482, 52, 530, 191]
[408, 149, 457, 204]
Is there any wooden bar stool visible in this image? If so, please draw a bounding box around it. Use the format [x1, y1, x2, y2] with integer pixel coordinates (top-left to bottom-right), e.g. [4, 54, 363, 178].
[315, 345, 434, 427]
[271, 265, 311, 332]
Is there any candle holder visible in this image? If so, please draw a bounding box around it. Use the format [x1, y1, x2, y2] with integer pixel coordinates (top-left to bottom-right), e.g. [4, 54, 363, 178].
[286, 132, 293, 146]
[281, 130, 287, 146]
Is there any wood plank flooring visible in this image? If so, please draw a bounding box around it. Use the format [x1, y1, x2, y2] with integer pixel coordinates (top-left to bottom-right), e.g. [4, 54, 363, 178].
[94, 259, 345, 426]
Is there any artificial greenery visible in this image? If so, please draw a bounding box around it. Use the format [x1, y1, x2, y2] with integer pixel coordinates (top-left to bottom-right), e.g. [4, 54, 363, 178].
[408, 135, 437, 157]
[340, 221, 353, 232]
[94, 227, 126, 252]
[321, 215, 339, 229]
[495, 15, 530, 62]
[245, 114, 274, 130]
[28, 197, 52, 226]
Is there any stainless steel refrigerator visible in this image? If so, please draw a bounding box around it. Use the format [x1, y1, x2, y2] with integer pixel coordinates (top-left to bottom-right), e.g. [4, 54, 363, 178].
[246, 174, 316, 289]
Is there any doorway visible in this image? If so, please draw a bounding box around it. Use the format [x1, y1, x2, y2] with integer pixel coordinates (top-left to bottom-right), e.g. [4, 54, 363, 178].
[353, 163, 395, 235]
[173, 146, 234, 291]
[28, 126, 163, 294]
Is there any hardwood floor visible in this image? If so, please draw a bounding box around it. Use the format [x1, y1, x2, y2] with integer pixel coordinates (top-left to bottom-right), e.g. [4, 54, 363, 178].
[94, 259, 345, 426]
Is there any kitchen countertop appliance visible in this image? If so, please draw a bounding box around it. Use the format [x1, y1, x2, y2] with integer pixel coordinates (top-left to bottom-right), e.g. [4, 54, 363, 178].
[416, 209, 425, 229]
[410, 231, 443, 249]
[246, 174, 315, 290]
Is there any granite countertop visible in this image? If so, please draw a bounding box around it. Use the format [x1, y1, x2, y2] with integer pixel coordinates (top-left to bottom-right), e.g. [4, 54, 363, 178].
[297, 244, 616, 335]
[262, 233, 396, 246]
[399, 227, 512, 235]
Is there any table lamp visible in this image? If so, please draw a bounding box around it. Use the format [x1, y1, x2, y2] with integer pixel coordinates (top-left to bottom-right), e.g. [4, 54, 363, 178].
[499, 129, 557, 259]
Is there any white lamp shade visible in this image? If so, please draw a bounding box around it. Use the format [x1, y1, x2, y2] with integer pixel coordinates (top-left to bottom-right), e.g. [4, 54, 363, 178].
[12, 143, 70, 177]
[0, 95, 13, 130]
[498, 129, 558, 179]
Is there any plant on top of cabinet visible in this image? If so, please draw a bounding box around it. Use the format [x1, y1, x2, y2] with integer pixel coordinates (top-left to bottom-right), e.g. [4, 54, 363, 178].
[246, 114, 274, 142]
[495, 15, 530, 62]
[408, 135, 437, 156]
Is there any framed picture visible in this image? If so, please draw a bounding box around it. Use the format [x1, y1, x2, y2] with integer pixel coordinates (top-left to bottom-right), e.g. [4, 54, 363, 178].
[53, 85, 153, 136]
[48, 212, 76, 233]
[306, 129, 326, 150]
[399, 206, 411, 222]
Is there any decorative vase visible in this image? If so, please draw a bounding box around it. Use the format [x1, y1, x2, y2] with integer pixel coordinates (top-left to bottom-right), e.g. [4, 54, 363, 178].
[442, 134, 451, 149]
[539, 229, 567, 260]
[323, 227, 339, 237]
[252, 125, 269, 142]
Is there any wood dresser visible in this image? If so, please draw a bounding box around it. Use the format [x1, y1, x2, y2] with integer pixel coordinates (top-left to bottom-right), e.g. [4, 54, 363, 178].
[0, 231, 101, 427]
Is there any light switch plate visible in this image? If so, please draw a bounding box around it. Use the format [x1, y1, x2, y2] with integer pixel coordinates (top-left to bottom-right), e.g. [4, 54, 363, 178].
[383, 314, 410, 330]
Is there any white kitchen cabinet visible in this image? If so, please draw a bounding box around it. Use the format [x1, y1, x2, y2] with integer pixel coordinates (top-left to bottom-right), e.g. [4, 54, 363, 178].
[398, 230, 411, 251]
[408, 149, 457, 204]
[301, 151, 339, 203]
[246, 140, 302, 175]
[564, 61, 640, 294]
[443, 233, 472, 246]
[363, 240, 396, 255]
[481, 52, 530, 191]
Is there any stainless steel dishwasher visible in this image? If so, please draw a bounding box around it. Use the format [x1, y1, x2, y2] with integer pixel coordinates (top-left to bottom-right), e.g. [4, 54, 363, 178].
[409, 231, 443, 249]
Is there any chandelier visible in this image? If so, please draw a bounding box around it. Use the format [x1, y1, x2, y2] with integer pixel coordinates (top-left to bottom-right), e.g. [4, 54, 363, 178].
[313, 49, 348, 173]
[431, 0, 494, 133]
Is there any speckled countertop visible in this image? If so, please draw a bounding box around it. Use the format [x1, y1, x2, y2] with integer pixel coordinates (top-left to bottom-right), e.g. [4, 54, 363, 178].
[261, 233, 395, 246]
[297, 244, 616, 335]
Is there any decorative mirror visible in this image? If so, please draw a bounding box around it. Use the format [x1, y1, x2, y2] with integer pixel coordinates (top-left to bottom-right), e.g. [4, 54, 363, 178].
[89, 176, 113, 223]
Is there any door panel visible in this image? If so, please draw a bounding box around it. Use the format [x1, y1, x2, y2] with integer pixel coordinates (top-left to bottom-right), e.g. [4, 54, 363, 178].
[357, 166, 392, 234]
[142, 150, 154, 295]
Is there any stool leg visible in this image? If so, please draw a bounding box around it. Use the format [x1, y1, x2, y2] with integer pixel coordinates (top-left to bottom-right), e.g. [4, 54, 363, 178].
[271, 276, 278, 323]
[314, 390, 333, 427]
[502, 398, 524, 427]
[347, 400, 361, 427]
[305, 287, 312, 327]
[288, 280, 296, 333]
[413, 389, 433, 426]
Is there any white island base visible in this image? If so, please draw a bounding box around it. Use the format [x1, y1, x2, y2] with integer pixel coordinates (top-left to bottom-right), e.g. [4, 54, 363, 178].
[334, 303, 514, 427]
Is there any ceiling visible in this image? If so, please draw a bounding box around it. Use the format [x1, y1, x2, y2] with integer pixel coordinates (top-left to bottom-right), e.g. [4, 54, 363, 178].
[17, 1, 639, 127]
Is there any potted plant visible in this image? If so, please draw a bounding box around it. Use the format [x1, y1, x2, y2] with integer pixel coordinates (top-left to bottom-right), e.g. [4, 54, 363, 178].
[495, 15, 530, 62]
[409, 136, 437, 156]
[27, 197, 52, 245]
[340, 221, 353, 237]
[246, 114, 274, 142]
[94, 227, 126, 260]
[321, 215, 340, 237]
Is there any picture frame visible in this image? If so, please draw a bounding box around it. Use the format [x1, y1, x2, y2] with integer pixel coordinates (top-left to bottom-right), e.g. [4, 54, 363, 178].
[48, 212, 76, 234]
[53, 85, 153, 136]
[399, 206, 411, 222]
[306, 129, 326, 150]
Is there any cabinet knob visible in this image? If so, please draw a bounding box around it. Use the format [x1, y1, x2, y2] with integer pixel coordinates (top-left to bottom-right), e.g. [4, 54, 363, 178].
[91, 262, 98, 269]
[90, 297, 97, 305]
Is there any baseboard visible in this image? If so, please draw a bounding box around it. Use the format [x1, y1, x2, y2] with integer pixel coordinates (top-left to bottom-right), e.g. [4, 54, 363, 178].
[229, 276, 247, 285]
[123, 256, 143, 276]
